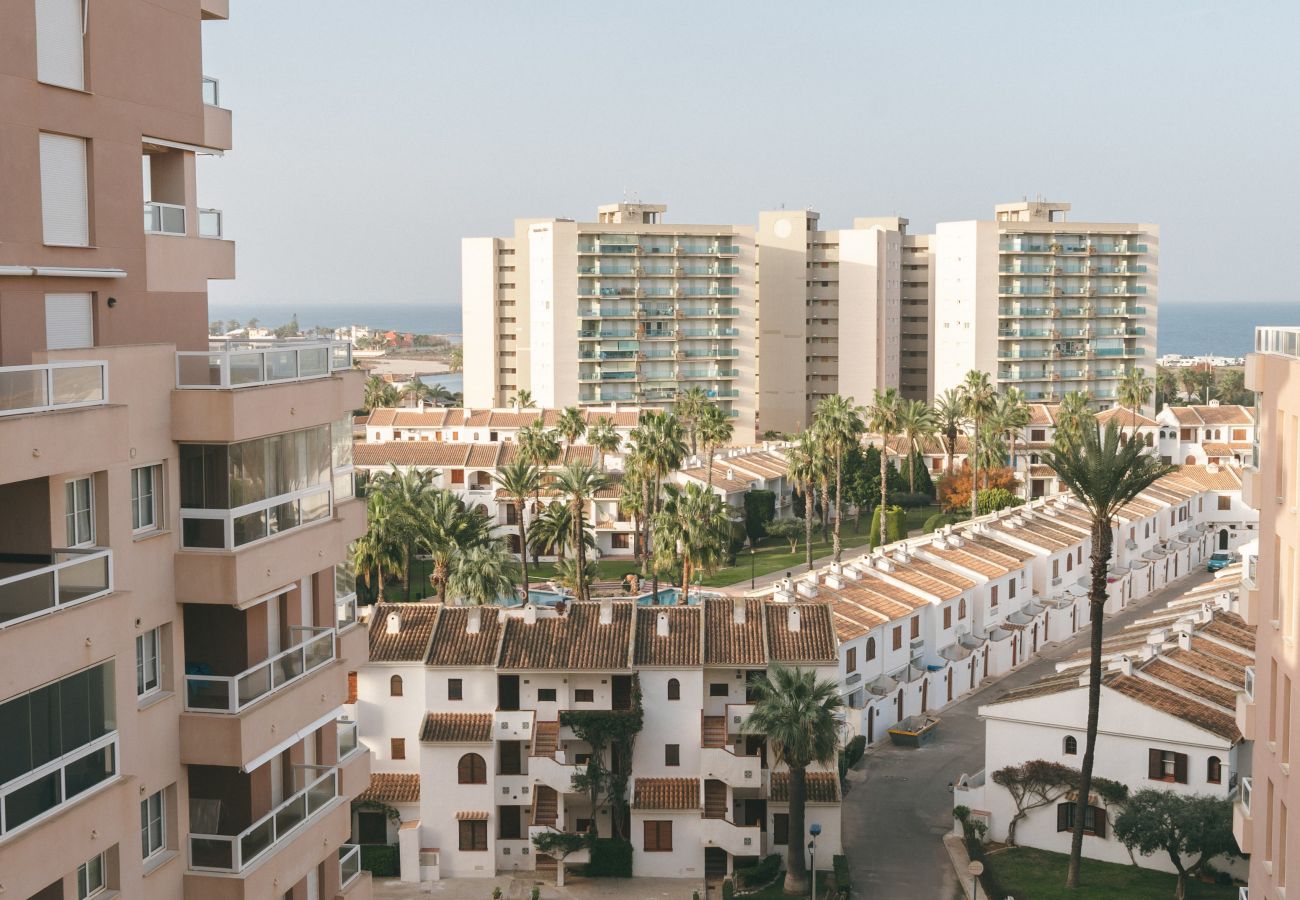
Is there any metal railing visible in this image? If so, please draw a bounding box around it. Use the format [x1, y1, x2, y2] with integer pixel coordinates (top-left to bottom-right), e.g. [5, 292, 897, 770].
[144, 201, 186, 235]
[339, 843, 361, 889]
[180, 483, 333, 549]
[1256, 326, 1300, 359]
[184, 625, 336, 713]
[189, 765, 338, 873]
[0, 548, 113, 629]
[0, 732, 118, 838]
[176, 339, 352, 389]
[337, 719, 360, 758]
[0, 361, 107, 418]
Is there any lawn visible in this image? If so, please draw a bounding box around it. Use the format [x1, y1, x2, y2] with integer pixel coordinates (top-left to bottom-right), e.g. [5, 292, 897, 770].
[733, 870, 833, 900]
[988, 846, 1238, 899]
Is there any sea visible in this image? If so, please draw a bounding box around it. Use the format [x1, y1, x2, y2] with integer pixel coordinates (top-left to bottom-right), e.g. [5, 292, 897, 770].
[209, 299, 1295, 360]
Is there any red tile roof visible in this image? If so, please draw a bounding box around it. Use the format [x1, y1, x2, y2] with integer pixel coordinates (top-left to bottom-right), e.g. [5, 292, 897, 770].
[369, 603, 440, 662]
[499, 601, 633, 670]
[419, 712, 493, 743]
[357, 772, 420, 804]
[633, 778, 700, 810]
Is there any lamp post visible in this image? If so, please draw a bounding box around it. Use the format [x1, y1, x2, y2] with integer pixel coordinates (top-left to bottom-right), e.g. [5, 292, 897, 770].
[967, 860, 984, 900]
[750, 545, 756, 590]
[808, 822, 822, 900]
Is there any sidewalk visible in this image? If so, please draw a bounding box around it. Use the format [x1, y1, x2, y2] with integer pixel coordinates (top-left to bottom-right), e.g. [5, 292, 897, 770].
[373, 875, 703, 900]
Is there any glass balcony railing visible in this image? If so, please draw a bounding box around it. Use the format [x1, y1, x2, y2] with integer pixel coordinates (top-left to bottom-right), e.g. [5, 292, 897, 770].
[180, 484, 333, 550]
[0, 731, 118, 840]
[339, 843, 361, 889]
[0, 361, 107, 418]
[184, 625, 336, 713]
[176, 340, 352, 389]
[0, 548, 112, 630]
[335, 564, 358, 630]
[202, 75, 221, 107]
[189, 765, 338, 873]
[198, 208, 224, 239]
[337, 719, 360, 758]
[144, 201, 186, 235]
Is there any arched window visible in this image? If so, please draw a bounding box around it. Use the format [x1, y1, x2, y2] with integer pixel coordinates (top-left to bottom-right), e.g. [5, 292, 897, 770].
[958, 598, 967, 620]
[1145, 433, 1154, 447]
[1207, 756, 1222, 784]
[390, 675, 403, 697]
[458, 753, 487, 784]
[865, 636, 877, 662]
[667, 678, 680, 701]
[1064, 736, 1078, 755]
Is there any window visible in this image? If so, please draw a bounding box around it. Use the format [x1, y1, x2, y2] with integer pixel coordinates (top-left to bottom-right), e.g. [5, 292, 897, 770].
[958, 599, 967, 620]
[612, 532, 631, 550]
[575, 688, 594, 703]
[391, 738, 406, 760]
[667, 678, 680, 700]
[357, 811, 387, 844]
[135, 627, 162, 698]
[910, 617, 920, 640]
[1077, 548, 1083, 563]
[40, 133, 90, 246]
[390, 675, 403, 697]
[66, 476, 94, 546]
[665, 744, 680, 766]
[46, 291, 93, 350]
[448, 678, 463, 701]
[846, 647, 857, 673]
[773, 813, 789, 845]
[892, 627, 902, 651]
[709, 683, 729, 697]
[1207, 756, 1222, 784]
[78, 852, 107, 898]
[1008, 579, 1017, 599]
[458, 753, 487, 784]
[1031, 429, 1046, 442]
[1067, 555, 1073, 572]
[131, 464, 161, 532]
[459, 820, 488, 851]
[498, 805, 522, 839]
[1063, 736, 1078, 755]
[451, 469, 465, 485]
[35, 0, 86, 90]
[141, 789, 165, 860]
[643, 820, 673, 852]
[1218, 495, 1232, 511]
[1148, 749, 1188, 784]
[865, 636, 877, 662]
[1056, 802, 1107, 838]
[990, 584, 998, 608]
[537, 688, 557, 702]
[943, 607, 952, 630]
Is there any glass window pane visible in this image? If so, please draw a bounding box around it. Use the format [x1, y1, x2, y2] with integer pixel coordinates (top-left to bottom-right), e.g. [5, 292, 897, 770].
[5, 770, 62, 831]
[233, 509, 267, 546]
[0, 694, 33, 783]
[65, 744, 115, 799]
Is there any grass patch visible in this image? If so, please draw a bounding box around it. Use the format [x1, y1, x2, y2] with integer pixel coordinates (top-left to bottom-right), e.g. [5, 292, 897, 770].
[737, 870, 833, 900]
[989, 846, 1238, 899]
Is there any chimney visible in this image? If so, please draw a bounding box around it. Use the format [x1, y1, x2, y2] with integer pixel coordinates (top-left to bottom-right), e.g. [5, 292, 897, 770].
[788, 607, 802, 633]
[733, 597, 747, 625]
[386, 612, 401, 635]
[797, 574, 818, 598]
[418, 398, 425, 412]
[1206, 463, 1220, 474]
[524, 604, 537, 625]
[1115, 655, 1134, 676]
[1178, 631, 1193, 652]
[467, 606, 482, 634]
[825, 572, 844, 590]
[599, 598, 613, 625]
[657, 611, 670, 637]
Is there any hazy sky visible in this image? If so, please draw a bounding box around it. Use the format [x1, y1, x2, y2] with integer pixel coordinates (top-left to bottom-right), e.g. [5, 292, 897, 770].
[201, 0, 1298, 310]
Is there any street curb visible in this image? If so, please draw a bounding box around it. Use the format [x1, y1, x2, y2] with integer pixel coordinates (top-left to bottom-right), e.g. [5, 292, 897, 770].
[943, 834, 976, 900]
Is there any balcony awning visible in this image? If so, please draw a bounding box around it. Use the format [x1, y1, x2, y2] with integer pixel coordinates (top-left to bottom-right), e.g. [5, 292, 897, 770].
[0, 265, 128, 278]
[241, 708, 340, 773]
[455, 811, 490, 821]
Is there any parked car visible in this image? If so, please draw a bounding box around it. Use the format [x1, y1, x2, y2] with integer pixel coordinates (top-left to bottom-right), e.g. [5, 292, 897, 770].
[1207, 552, 1233, 572]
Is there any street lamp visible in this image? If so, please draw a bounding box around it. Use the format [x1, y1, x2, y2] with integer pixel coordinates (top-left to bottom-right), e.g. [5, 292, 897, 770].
[808, 822, 822, 900]
[750, 545, 756, 590]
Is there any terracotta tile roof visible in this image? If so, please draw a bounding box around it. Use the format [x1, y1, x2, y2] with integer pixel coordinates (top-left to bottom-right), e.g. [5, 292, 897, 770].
[769, 771, 840, 803]
[1192, 638, 1253, 670]
[1165, 465, 1243, 492]
[903, 558, 975, 591]
[924, 544, 1011, 579]
[1200, 618, 1255, 655]
[356, 441, 597, 470]
[369, 603, 440, 662]
[961, 533, 1036, 563]
[1028, 464, 1055, 478]
[1167, 405, 1254, 426]
[766, 603, 838, 663]
[419, 712, 493, 743]
[677, 467, 754, 494]
[1107, 674, 1240, 742]
[993, 520, 1067, 550]
[358, 772, 420, 804]
[871, 560, 964, 601]
[704, 598, 767, 666]
[987, 671, 1083, 705]
[426, 606, 502, 667]
[1026, 404, 1056, 427]
[633, 606, 702, 667]
[817, 579, 923, 640]
[499, 601, 633, 669]
[455, 810, 491, 820]
[1141, 659, 1237, 709]
[1095, 406, 1159, 428]
[633, 777, 700, 810]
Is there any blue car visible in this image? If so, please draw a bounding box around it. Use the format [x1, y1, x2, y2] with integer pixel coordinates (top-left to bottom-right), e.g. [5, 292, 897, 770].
[1207, 552, 1233, 572]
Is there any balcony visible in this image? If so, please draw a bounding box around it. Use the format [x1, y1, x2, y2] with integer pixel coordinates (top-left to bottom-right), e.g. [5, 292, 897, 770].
[531, 754, 583, 795]
[700, 817, 763, 856]
[338, 844, 372, 898]
[0, 547, 112, 630]
[177, 340, 352, 390]
[0, 732, 119, 842]
[185, 625, 336, 714]
[701, 748, 763, 790]
[337, 721, 372, 800]
[1236, 688, 1256, 742]
[202, 76, 233, 151]
[726, 704, 756, 735]
[1232, 776, 1252, 853]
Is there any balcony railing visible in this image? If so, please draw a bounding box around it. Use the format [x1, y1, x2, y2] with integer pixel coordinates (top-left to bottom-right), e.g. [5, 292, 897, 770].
[176, 339, 352, 389]
[338, 719, 360, 758]
[1244, 666, 1255, 702]
[198, 207, 224, 239]
[339, 843, 361, 889]
[189, 765, 338, 873]
[185, 625, 336, 713]
[0, 361, 107, 418]
[181, 484, 333, 549]
[1238, 775, 1252, 814]
[144, 201, 186, 235]
[202, 75, 221, 107]
[0, 548, 113, 629]
[0, 732, 118, 839]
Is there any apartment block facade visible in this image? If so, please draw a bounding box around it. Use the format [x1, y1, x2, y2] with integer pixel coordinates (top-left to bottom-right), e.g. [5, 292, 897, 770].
[0, 3, 371, 899]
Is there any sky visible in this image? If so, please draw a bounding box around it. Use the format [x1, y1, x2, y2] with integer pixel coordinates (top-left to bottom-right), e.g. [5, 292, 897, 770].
[200, 0, 1300, 310]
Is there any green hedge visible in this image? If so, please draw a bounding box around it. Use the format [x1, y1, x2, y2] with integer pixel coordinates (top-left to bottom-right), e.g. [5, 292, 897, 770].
[833, 855, 850, 895]
[722, 878, 735, 900]
[868, 505, 907, 548]
[735, 853, 782, 889]
[360, 843, 399, 877]
[583, 837, 632, 878]
[923, 511, 963, 534]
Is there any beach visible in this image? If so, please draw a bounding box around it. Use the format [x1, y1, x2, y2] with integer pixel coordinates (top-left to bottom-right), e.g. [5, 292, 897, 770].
[360, 357, 451, 378]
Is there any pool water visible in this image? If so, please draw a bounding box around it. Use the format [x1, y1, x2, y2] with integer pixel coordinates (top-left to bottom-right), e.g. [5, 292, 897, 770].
[499, 587, 722, 607]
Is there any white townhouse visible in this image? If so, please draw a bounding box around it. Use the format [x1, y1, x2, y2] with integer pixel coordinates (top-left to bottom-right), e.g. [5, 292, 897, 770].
[351, 597, 843, 884]
[1018, 404, 1159, 498]
[674, 446, 794, 519]
[1155, 403, 1256, 467]
[956, 570, 1252, 878]
[363, 405, 644, 446]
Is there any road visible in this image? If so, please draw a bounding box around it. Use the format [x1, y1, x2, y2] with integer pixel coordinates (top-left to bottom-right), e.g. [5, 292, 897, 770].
[840, 568, 1216, 899]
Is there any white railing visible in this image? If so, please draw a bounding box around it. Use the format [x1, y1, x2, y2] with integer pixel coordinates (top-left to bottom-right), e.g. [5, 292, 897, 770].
[0, 361, 107, 418]
[0, 732, 118, 837]
[0, 548, 113, 629]
[336, 591, 358, 630]
[1245, 665, 1255, 702]
[144, 201, 186, 235]
[202, 75, 221, 107]
[176, 340, 352, 389]
[198, 207, 223, 239]
[180, 484, 333, 550]
[337, 719, 359, 758]
[189, 765, 338, 873]
[184, 626, 335, 713]
[339, 843, 361, 889]
[1239, 775, 1252, 814]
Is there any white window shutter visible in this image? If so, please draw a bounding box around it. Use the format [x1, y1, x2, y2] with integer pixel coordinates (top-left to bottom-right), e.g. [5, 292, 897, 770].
[35, 0, 85, 90]
[45, 293, 94, 350]
[40, 133, 90, 246]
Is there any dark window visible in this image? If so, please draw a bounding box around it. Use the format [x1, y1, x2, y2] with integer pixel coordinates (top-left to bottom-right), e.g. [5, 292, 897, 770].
[1056, 802, 1107, 838]
[773, 813, 789, 845]
[846, 648, 857, 673]
[1064, 736, 1078, 755]
[448, 678, 463, 701]
[865, 637, 877, 661]
[991, 585, 999, 608]
[537, 688, 557, 702]
[389, 675, 403, 697]
[575, 817, 594, 835]
[958, 599, 967, 621]
[574, 689, 594, 703]
[498, 806, 522, 840]
[499, 742, 522, 776]
[665, 744, 680, 766]
[643, 820, 673, 852]
[892, 627, 902, 651]
[1148, 748, 1188, 784]
[1067, 555, 1073, 572]
[1218, 496, 1232, 511]
[1207, 756, 1222, 784]
[943, 607, 952, 630]
[709, 683, 729, 697]
[391, 738, 405, 760]
[1008, 579, 1017, 599]
[910, 617, 920, 640]
[667, 679, 680, 701]
[357, 811, 388, 845]
[459, 820, 488, 851]
[458, 753, 487, 784]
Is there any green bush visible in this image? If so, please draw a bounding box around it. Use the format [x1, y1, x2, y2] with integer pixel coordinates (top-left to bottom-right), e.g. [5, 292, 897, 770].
[891, 491, 934, 509]
[868, 505, 907, 548]
[722, 878, 735, 900]
[736, 854, 782, 888]
[923, 511, 963, 534]
[977, 487, 1025, 514]
[843, 735, 866, 769]
[360, 843, 399, 877]
[744, 490, 777, 543]
[832, 855, 850, 895]
[583, 837, 632, 877]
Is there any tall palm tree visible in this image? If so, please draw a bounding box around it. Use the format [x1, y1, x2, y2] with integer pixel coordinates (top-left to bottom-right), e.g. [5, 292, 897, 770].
[372, 465, 436, 594]
[556, 406, 586, 454]
[959, 371, 997, 519]
[618, 462, 648, 564]
[934, 388, 966, 482]
[1044, 422, 1173, 889]
[513, 388, 536, 410]
[403, 380, 453, 408]
[1054, 390, 1096, 451]
[554, 557, 598, 599]
[447, 542, 522, 606]
[1155, 365, 1178, 408]
[995, 388, 1031, 494]
[675, 386, 709, 456]
[363, 374, 400, 412]
[630, 411, 687, 596]
[896, 398, 938, 493]
[1179, 367, 1198, 404]
[651, 482, 730, 604]
[421, 491, 493, 601]
[552, 462, 611, 603]
[1118, 369, 1153, 437]
[744, 666, 843, 896]
[528, 501, 586, 564]
[494, 460, 541, 603]
[864, 389, 902, 552]
[813, 394, 866, 563]
[518, 421, 561, 514]
[585, 417, 622, 471]
[784, 435, 823, 572]
[697, 404, 734, 489]
[353, 491, 402, 601]
[447, 346, 463, 373]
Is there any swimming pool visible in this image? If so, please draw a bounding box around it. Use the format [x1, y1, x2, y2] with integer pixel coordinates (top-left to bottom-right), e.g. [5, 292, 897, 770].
[498, 587, 724, 607]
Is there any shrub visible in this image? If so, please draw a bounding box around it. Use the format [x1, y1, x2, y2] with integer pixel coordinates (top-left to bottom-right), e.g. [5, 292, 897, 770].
[744, 490, 777, 543]
[868, 505, 907, 548]
[977, 487, 1025, 514]
[891, 491, 934, 509]
[923, 511, 963, 534]
[843, 735, 866, 770]
[722, 878, 735, 900]
[735, 854, 782, 889]
[530, 887, 540, 900]
[832, 855, 850, 895]
[937, 466, 1018, 512]
[583, 838, 632, 878]
[359, 844, 399, 877]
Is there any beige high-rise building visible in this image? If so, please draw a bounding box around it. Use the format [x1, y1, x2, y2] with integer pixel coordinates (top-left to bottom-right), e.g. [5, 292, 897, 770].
[0, 3, 371, 899]
[1242, 326, 1300, 897]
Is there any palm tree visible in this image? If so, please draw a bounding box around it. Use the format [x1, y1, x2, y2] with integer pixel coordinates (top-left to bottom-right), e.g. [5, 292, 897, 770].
[528, 501, 583, 564]
[959, 371, 997, 519]
[651, 482, 730, 604]
[372, 465, 436, 594]
[421, 491, 493, 601]
[518, 422, 562, 514]
[494, 460, 541, 603]
[863, 389, 902, 552]
[934, 388, 966, 481]
[513, 388, 536, 410]
[447, 346, 463, 373]
[1179, 367, 1198, 404]
[1191, 365, 1216, 404]
[813, 394, 866, 563]
[995, 388, 1031, 494]
[585, 417, 622, 471]
[630, 411, 687, 596]
[447, 542, 522, 606]
[552, 462, 611, 603]
[1155, 365, 1179, 408]
[363, 374, 400, 412]
[697, 404, 734, 489]
[353, 491, 402, 601]
[1044, 422, 1174, 889]
[744, 666, 843, 896]
[1118, 369, 1154, 436]
[896, 398, 938, 493]
[556, 406, 586, 454]
[554, 557, 598, 599]
[1054, 390, 1096, 451]
[675, 386, 709, 456]
[785, 435, 822, 572]
[618, 462, 648, 564]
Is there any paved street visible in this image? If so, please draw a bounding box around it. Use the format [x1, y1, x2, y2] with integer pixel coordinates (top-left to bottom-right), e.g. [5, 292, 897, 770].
[840, 568, 1216, 899]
